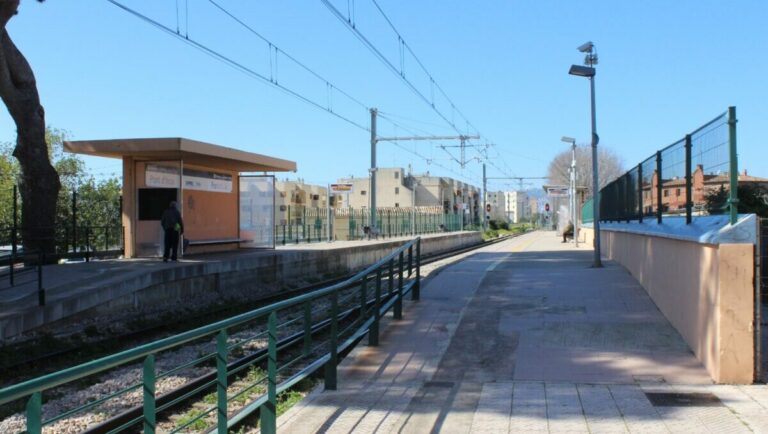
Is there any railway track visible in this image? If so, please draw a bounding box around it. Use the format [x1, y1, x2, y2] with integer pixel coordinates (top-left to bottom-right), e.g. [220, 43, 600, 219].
[1, 232, 523, 433]
[2, 233, 513, 376]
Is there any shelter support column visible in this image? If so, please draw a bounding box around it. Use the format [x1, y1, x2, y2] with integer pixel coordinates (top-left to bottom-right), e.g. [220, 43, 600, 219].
[122, 156, 136, 258]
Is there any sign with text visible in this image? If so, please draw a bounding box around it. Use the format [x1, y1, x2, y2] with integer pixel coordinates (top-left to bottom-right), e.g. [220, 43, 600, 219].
[330, 183, 354, 194]
[546, 187, 569, 197]
[146, 164, 233, 193]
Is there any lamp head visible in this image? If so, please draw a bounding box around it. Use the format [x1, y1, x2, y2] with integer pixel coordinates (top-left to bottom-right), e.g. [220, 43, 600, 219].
[569, 64, 595, 77]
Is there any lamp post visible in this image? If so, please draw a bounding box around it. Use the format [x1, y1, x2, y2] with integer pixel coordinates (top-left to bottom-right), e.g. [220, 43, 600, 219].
[561, 136, 578, 248]
[569, 41, 601, 267]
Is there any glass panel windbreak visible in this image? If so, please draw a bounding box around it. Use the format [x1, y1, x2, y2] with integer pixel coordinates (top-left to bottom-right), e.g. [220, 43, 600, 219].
[660, 140, 686, 216]
[640, 156, 656, 217]
[240, 175, 275, 248]
[691, 112, 729, 213]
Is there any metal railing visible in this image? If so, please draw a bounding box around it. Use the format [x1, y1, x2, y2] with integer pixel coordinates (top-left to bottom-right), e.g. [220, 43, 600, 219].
[583, 107, 738, 225]
[0, 237, 422, 434]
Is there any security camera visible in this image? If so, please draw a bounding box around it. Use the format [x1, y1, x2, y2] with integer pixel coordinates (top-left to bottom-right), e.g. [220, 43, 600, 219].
[577, 41, 594, 53]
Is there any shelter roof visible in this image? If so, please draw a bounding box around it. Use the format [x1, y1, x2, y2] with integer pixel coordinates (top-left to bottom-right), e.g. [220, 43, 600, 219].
[63, 137, 296, 172]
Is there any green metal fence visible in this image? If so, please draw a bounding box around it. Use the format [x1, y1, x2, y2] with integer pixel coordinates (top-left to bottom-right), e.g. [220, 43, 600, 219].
[276, 206, 467, 244]
[0, 238, 422, 434]
[586, 107, 738, 225]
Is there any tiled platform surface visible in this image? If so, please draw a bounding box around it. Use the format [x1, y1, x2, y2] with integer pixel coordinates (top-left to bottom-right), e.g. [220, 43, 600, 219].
[276, 231, 768, 433]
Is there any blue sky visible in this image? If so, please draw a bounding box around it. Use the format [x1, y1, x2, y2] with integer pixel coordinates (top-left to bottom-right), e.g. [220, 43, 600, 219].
[1, 0, 766, 191]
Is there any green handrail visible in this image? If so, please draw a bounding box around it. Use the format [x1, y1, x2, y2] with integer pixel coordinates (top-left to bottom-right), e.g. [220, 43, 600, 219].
[0, 237, 423, 434]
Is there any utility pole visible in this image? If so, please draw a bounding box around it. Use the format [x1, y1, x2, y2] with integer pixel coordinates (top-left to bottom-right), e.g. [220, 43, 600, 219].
[482, 164, 487, 229]
[570, 143, 579, 247]
[368, 107, 478, 235]
[370, 108, 377, 234]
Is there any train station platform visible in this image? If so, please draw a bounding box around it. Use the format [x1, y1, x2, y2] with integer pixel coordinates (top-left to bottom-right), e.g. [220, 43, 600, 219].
[0, 231, 480, 340]
[278, 231, 768, 433]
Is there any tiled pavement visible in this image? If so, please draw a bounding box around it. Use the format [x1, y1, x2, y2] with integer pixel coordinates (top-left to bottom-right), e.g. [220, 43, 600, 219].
[276, 231, 768, 433]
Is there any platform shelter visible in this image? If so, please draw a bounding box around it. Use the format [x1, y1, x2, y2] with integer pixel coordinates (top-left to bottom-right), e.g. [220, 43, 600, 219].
[64, 138, 296, 257]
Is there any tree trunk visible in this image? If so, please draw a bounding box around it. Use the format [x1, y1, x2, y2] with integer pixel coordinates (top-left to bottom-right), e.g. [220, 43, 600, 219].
[0, 1, 61, 255]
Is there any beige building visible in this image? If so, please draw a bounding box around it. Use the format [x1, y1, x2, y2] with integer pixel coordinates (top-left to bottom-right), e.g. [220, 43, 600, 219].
[275, 179, 328, 225]
[333, 167, 481, 223]
[504, 191, 530, 223]
[485, 191, 508, 222]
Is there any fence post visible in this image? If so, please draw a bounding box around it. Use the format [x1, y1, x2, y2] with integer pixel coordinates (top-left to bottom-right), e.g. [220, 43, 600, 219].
[408, 245, 413, 277]
[12, 184, 17, 258]
[303, 302, 312, 356]
[105, 226, 109, 251]
[72, 191, 77, 252]
[395, 251, 403, 320]
[85, 227, 91, 262]
[413, 238, 421, 301]
[26, 391, 42, 434]
[261, 313, 277, 434]
[325, 291, 338, 390]
[656, 151, 663, 224]
[388, 258, 394, 295]
[37, 253, 45, 306]
[685, 134, 693, 224]
[638, 164, 643, 223]
[728, 106, 739, 225]
[143, 354, 156, 434]
[369, 269, 381, 346]
[625, 174, 632, 223]
[359, 275, 367, 319]
[216, 330, 228, 433]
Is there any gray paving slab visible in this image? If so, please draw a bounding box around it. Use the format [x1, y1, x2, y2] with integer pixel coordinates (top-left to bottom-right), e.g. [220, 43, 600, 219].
[275, 231, 768, 433]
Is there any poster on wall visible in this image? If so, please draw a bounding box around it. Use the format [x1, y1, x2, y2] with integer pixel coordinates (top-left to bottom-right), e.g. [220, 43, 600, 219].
[146, 164, 233, 193]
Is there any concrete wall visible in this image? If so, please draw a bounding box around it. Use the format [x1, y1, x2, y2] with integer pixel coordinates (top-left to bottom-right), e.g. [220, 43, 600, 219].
[582, 226, 754, 383]
[2, 232, 482, 341]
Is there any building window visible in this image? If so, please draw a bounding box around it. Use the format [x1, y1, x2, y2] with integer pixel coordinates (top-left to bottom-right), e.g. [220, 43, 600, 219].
[361, 190, 367, 195]
[279, 192, 286, 198]
[394, 172, 399, 179]
[663, 190, 669, 197]
[676, 188, 681, 197]
[395, 187, 400, 195]
[395, 203, 399, 207]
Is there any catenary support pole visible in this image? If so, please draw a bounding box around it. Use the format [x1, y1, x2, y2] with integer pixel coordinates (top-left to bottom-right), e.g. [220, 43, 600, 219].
[370, 108, 378, 234]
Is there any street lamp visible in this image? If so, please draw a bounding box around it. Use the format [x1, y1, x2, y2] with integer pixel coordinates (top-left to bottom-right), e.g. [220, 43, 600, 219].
[569, 40, 602, 267]
[561, 136, 578, 248]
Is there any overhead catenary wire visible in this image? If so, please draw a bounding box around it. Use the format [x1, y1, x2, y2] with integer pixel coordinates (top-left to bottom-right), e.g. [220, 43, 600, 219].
[105, 0, 510, 187]
[321, 0, 524, 181]
[105, 0, 370, 132]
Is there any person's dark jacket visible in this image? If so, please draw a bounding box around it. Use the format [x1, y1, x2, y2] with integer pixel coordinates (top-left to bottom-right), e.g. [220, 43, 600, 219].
[161, 207, 184, 234]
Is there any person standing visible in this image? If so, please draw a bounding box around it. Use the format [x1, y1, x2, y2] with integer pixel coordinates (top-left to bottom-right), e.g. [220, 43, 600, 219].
[161, 201, 184, 262]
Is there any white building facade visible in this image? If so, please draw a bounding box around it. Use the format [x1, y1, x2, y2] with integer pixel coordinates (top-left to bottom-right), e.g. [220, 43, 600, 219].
[503, 191, 530, 223]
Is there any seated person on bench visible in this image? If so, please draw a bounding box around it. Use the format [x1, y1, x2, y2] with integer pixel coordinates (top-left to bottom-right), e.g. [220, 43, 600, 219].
[562, 221, 574, 243]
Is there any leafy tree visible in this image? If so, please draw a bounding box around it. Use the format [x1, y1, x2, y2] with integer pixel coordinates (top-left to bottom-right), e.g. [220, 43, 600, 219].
[0, 0, 61, 254]
[704, 184, 768, 217]
[1, 127, 122, 250]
